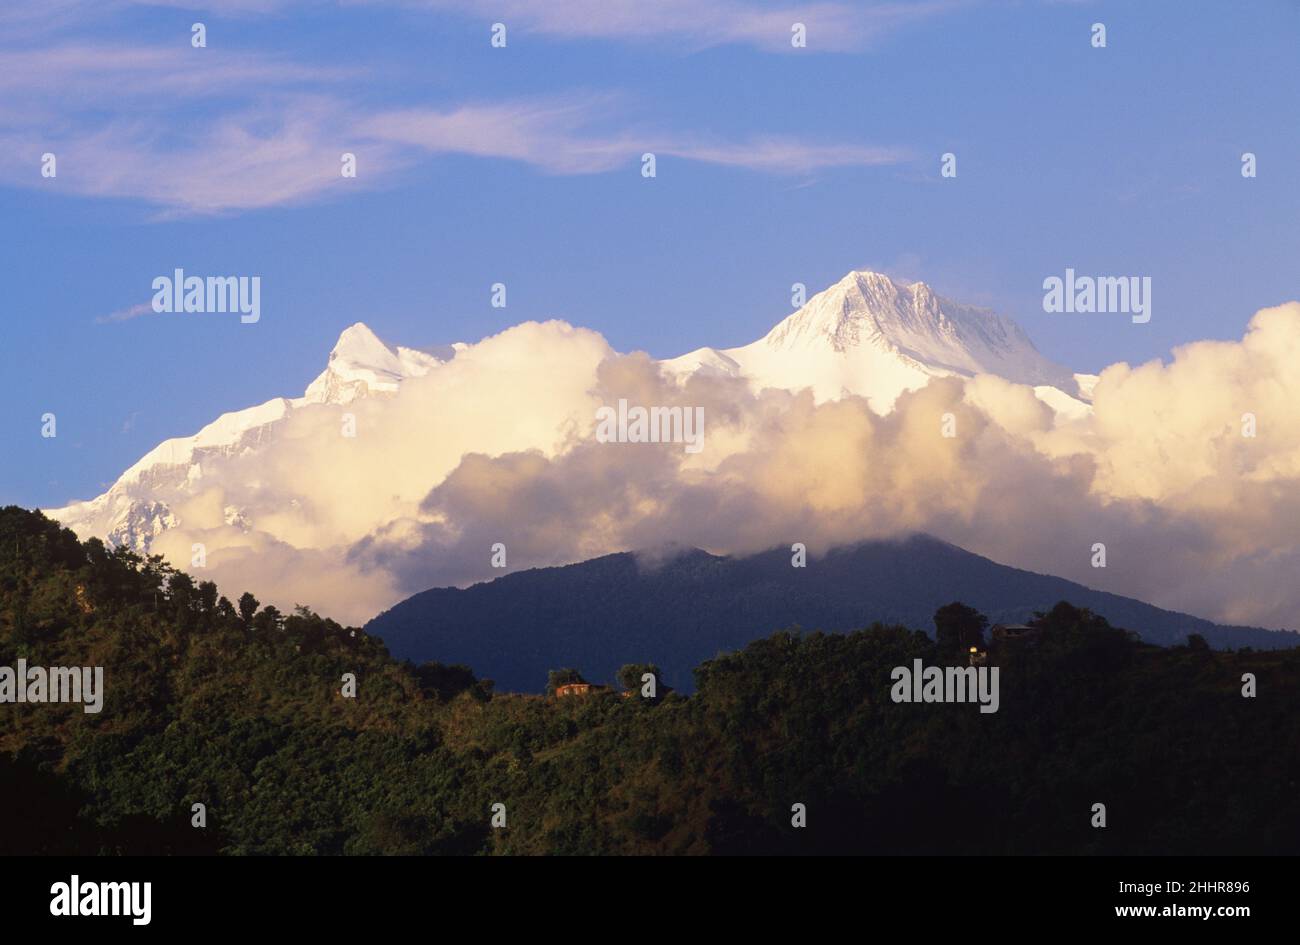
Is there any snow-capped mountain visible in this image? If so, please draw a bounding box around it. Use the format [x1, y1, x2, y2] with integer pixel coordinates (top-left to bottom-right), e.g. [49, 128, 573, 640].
[46, 272, 1090, 552]
[45, 323, 451, 549]
[302, 323, 457, 405]
[663, 270, 1093, 414]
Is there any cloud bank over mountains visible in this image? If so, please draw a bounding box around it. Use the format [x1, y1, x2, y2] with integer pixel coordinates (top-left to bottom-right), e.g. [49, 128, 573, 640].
[45, 273, 1300, 632]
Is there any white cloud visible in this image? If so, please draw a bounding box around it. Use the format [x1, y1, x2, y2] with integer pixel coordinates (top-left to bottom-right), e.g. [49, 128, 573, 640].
[84, 301, 1300, 634]
[0, 43, 907, 213]
[388, 0, 959, 52]
[0, 0, 923, 215]
[2, 0, 960, 51]
[359, 99, 909, 176]
[96, 302, 156, 324]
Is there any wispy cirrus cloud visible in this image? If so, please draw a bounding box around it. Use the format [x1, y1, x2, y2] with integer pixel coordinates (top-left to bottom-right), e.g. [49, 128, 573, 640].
[662, 136, 909, 173]
[0, 0, 298, 28]
[96, 301, 156, 324]
[0, 43, 352, 100]
[0, 0, 940, 213]
[5, 0, 972, 50]
[358, 99, 907, 175]
[382, 0, 963, 52]
[9, 0, 960, 51]
[0, 36, 910, 214]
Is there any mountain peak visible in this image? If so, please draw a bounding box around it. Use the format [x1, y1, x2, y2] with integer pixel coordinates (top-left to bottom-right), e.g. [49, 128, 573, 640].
[780, 269, 964, 345]
[819, 268, 908, 304]
[758, 269, 1078, 395]
[840, 268, 907, 288]
[306, 322, 441, 405]
[331, 322, 392, 361]
[659, 269, 1085, 411]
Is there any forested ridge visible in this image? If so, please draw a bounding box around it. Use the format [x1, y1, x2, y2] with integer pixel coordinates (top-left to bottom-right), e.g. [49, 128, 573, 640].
[2, 506, 1297, 855]
[368, 537, 1298, 696]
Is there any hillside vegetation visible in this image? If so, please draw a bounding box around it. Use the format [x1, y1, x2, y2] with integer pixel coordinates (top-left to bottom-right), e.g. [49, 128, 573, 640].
[2, 507, 1297, 855]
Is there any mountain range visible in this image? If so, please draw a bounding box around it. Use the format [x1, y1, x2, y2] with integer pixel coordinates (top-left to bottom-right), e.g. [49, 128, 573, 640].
[46, 270, 1091, 552]
[365, 535, 1298, 694]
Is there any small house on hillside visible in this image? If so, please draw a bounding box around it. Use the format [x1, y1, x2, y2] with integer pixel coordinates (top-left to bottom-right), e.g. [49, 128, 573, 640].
[991, 623, 1040, 643]
[555, 681, 594, 697]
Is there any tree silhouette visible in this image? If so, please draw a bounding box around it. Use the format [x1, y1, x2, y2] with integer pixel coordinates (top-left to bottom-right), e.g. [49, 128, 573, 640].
[934, 602, 988, 657]
[237, 591, 259, 627]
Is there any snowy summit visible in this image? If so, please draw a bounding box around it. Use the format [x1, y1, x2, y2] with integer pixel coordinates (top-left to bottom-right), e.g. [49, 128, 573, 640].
[663, 270, 1089, 412]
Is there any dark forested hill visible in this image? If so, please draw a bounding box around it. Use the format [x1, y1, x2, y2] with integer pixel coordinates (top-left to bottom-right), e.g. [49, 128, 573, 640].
[4, 506, 1299, 856]
[366, 536, 1298, 693]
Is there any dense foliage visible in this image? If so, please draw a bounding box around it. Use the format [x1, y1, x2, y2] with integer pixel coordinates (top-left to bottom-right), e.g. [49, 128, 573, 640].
[2, 507, 1297, 855]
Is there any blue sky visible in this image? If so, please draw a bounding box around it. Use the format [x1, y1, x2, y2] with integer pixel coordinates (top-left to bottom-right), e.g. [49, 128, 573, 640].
[3, 0, 1299, 508]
